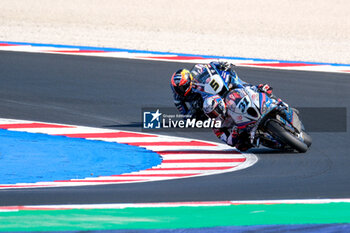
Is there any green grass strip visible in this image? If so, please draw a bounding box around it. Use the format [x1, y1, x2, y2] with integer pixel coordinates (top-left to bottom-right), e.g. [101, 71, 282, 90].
[0, 203, 350, 231]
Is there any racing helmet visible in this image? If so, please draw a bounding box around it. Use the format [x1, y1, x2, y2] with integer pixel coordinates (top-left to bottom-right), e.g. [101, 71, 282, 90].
[171, 69, 193, 96]
[203, 95, 227, 119]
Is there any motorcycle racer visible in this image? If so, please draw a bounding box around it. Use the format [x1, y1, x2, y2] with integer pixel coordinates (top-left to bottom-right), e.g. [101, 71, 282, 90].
[203, 87, 311, 152]
[170, 61, 275, 120]
[170, 69, 206, 120]
[203, 93, 253, 151]
[202, 81, 278, 151]
[170, 61, 244, 119]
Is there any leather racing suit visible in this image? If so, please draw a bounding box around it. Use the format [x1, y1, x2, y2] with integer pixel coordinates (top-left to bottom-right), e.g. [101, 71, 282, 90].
[171, 61, 244, 120]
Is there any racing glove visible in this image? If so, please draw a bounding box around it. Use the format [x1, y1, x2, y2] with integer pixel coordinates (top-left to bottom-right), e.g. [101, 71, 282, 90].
[258, 83, 273, 95]
[217, 61, 236, 71]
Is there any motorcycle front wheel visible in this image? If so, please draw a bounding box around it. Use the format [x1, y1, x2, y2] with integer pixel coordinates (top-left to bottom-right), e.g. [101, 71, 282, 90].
[266, 120, 308, 153]
[302, 131, 312, 147]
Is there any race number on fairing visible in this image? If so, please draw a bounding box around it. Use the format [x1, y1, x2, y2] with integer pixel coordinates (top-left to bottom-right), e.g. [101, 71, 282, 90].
[204, 74, 225, 94]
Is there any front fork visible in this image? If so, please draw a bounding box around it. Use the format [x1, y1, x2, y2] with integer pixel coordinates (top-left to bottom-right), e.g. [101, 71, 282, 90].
[249, 103, 291, 147]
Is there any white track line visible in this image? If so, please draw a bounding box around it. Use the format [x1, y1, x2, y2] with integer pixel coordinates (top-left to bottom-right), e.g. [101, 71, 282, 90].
[0, 42, 350, 73]
[1, 198, 350, 212]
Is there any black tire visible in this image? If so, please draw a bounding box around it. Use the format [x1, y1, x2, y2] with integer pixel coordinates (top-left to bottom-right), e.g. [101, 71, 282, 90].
[266, 120, 308, 153]
[302, 131, 312, 147]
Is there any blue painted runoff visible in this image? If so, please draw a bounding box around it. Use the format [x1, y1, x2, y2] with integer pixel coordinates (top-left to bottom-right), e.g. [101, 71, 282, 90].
[0, 129, 161, 184]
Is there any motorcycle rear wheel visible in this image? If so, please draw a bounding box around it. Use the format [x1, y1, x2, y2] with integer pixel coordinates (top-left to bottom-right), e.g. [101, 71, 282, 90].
[266, 120, 308, 153]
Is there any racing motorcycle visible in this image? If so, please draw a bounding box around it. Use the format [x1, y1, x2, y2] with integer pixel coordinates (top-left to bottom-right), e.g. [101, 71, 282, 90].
[196, 64, 312, 153]
[224, 86, 312, 153]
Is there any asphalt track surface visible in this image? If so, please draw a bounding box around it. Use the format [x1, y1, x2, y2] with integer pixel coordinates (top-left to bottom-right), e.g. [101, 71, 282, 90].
[0, 51, 349, 206]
